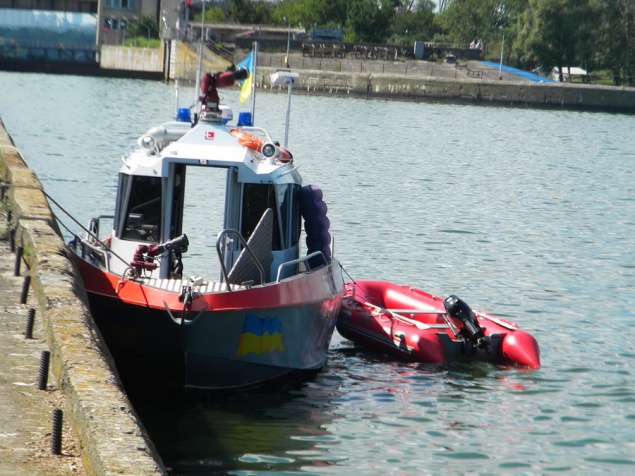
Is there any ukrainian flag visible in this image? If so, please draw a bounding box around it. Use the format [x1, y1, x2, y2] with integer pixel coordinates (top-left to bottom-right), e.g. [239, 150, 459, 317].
[237, 314, 284, 356]
[237, 51, 254, 104]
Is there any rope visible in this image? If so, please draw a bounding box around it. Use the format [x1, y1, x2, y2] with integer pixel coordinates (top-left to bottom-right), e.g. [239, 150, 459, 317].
[339, 262, 388, 314]
[338, 261, 461, 338]
[0, 182, 130, 269]
[339, 261, 358, 285]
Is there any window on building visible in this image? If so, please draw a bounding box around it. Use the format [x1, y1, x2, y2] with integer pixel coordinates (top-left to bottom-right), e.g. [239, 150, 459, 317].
[105, 0, 137, 10]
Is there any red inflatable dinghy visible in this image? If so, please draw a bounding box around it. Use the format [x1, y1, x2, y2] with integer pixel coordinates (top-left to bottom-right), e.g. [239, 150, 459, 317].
[336, 280, 540, 368]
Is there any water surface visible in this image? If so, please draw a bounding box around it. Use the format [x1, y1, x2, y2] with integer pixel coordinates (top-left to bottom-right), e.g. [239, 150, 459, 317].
[1, 72, 634, 474]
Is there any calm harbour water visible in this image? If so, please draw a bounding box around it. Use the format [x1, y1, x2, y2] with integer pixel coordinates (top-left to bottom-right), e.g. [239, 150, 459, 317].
[1, 72, 634, 475]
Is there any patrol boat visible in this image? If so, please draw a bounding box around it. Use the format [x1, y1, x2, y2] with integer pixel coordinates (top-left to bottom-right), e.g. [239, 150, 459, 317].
[70, 67, 344, 390]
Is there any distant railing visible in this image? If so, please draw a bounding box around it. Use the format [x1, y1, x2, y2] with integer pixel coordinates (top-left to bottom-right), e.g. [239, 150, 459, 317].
[175, 29, 235, 64]
[300, 41, 407, 61]
[205, 39, 234, 62]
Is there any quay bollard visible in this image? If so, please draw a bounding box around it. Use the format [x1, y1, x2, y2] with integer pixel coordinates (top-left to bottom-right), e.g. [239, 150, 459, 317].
[20, 275, 30, 304]
[9, 228, 15, 252]
[51, 409, 63, 455]
[14, 246, 23, 276]
[38, 350, 50, 391]
[25, 308, 35, 339]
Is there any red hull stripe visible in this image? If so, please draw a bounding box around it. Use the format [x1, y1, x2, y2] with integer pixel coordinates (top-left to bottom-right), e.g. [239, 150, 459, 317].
[75, 256, 341, 312]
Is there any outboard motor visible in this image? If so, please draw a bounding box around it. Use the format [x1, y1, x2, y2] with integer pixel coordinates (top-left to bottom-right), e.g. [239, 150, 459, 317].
[444, 295, 491, 352]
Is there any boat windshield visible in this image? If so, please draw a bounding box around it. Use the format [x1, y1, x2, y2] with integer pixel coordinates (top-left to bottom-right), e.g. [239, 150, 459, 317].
[117, 174, 162, 243]
[240, 183, 302, 251]
[278, 183, 301, 249]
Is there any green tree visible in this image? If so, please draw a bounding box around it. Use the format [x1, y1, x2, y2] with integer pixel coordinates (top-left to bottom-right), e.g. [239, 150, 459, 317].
[346, 0, 395, 43]
[599, 0, 635, 84]
[392, 0, 437, 44]
[127, 16, 159, 40]
[270, 0, 307, 26]
[436, 0, 501, 48]
[270, 0, 348, 29]
[574, 0, 603, 73]
[515, 0, 599, 79]
[225, 0, 272, 24]
[305, 0, 348, 27]
[201, 7, 228, 23]
[518, 0, 574, 79]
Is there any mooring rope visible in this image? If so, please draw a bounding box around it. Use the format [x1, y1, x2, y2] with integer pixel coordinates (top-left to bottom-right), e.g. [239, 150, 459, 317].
[0, 182, 130, 269]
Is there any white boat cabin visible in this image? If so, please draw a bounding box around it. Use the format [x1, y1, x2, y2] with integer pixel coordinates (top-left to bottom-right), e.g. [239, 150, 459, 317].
[104, 114, 305, 286]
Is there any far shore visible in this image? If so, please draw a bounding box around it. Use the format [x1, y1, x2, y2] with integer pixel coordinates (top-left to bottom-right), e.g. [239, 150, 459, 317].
[3, 46, 635, 113]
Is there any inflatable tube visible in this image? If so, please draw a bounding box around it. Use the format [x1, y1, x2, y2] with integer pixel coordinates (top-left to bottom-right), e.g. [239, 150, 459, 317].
[299, 184, 332, 264]
[304, 215, 330, 235]
[306, 230, 332, 250]
[230, 129, 293, 162]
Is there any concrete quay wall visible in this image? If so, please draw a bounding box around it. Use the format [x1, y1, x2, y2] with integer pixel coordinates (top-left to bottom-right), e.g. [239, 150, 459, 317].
[100, 45, 164, 73]
[256, 67, 635, 112]
[0, 119, 166, 475]
[98, 43, 230, 81]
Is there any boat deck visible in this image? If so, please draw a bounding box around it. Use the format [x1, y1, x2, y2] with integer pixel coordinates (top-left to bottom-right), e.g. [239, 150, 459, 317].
[143, 277, 246, 293]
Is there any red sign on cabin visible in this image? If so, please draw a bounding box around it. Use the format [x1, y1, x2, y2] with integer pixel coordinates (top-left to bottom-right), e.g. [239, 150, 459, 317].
[205, 132, 215, 140]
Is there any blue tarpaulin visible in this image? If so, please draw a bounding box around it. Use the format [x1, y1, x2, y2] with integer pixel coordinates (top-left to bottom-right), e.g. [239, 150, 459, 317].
[481, 61, 557, 83]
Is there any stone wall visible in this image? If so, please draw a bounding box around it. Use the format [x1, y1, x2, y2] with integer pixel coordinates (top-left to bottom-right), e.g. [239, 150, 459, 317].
[257, 67, 635, 112]
[100, 45, 164, 73]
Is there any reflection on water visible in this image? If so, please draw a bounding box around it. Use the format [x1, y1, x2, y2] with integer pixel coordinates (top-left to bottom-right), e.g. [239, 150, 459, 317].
[1, 71, 634, 474]
[132, 346, 562, 475]
[128, 372, 345, 474]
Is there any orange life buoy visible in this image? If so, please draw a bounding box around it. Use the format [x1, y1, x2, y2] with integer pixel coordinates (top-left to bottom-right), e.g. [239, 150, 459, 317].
[230, 129, 293, 163]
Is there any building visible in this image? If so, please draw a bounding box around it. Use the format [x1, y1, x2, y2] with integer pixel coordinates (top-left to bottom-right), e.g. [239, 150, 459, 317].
[98, 0, 180, 46]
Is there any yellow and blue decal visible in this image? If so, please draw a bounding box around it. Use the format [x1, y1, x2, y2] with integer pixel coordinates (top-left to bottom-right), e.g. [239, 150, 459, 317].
[237, 314, 285, 356]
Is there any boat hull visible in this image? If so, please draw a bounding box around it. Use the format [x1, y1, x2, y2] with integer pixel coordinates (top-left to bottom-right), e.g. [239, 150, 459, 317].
[336, 280, 540, 368]
[76, 257, 344, 390]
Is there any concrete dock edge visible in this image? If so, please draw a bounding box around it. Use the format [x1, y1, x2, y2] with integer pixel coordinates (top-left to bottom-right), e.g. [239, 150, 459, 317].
[0, 118, 166, 475]
[255, 66, 635, 112]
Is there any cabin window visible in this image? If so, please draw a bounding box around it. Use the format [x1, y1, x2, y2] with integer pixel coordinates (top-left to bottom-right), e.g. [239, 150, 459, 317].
[169, 165, 186, 239]
[120, 175, 162, 242]
[278, 184, 301, 248]
[241, 183, 281, 250]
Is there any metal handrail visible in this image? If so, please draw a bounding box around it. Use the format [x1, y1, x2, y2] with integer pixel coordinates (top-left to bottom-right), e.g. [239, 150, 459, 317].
[87, 215, 114, 239]
[215, 229, 265, 292]
[232, 125, 275, 144]
[205, 39, 234, 62]
[77, 238, 112, 273]
[78, 214, 116, 272]
[275, 251, 326, 283]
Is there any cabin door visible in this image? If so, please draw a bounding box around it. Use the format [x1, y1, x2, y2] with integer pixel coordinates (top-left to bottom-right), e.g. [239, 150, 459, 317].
[168, 165, 232, 281]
